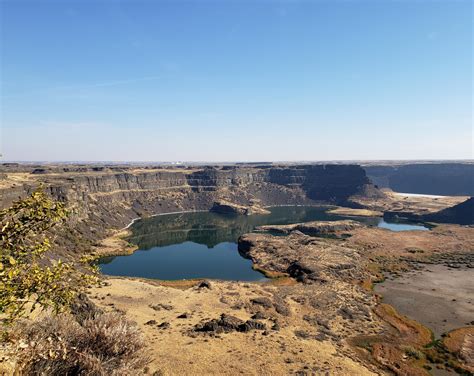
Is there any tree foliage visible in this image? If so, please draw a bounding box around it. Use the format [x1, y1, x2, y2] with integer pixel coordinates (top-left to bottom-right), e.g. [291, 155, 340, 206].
[0, 188, 98, 325]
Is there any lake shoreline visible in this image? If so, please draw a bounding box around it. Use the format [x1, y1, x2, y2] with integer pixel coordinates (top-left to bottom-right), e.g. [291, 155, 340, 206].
[99, 205, 429, 281]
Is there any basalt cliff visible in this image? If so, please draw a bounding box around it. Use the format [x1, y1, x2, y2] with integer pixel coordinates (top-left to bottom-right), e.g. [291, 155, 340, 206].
[0, 164, 382, 257]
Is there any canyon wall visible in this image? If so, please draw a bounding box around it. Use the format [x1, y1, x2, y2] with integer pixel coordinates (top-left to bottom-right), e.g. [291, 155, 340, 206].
[364, 163, 474, 196]
[0, 164, 380, 257]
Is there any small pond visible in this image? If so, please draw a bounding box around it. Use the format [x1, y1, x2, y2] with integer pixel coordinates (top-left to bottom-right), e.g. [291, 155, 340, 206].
[99, 206, 429, 281]
[377, 220, 430, 232]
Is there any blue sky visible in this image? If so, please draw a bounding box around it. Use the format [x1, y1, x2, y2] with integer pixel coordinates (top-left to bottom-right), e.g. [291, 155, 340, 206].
[1, 0, 472, 162]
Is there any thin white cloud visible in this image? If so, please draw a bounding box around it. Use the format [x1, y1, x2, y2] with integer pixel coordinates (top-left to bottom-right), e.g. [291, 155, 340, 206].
[1, 75, 163, 99]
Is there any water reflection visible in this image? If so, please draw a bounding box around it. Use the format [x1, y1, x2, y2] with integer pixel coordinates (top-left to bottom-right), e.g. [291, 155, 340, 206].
[99, 206, 428, 281]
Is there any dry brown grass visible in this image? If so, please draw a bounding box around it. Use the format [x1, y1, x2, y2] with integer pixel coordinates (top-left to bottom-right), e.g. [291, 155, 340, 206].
[375, 304, 433, 347]
[443, 327, 474, 373]
[13, 312, 150, 376]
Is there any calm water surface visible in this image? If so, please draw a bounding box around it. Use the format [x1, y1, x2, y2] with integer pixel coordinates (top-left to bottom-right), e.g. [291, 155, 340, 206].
[99, 206, 428, 281]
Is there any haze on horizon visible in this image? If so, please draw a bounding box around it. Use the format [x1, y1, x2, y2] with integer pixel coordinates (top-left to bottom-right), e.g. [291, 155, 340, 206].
[1, 1, 472, 162]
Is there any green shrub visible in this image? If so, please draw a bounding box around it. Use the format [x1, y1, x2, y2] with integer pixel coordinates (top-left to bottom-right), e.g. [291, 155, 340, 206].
[0, 189, 98, 325]
[403, 345, 424, 360]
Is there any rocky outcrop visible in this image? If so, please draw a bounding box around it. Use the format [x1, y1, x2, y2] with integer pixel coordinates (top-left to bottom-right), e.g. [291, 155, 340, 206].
[422, 197, 474, 225]
[194, 313, 266, 334]
[210, 200, 250, 215]
[238, 231, 367, 283]
[255, 220, 362, 235]
[384, 197, 474, 225]
[443, 327, 474, 373]
[245, 206, 271, 215]
[210, 200, 270, 216]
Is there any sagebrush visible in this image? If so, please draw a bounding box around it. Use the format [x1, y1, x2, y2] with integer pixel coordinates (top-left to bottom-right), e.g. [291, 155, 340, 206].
[14, 312, 150, 375]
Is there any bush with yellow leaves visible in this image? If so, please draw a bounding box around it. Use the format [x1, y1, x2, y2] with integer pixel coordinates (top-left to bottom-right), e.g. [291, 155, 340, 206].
[0, 189, 98, 325]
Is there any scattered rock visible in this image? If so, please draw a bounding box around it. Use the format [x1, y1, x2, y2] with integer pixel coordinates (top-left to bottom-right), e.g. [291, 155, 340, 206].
[194, 314, 266, 334]
[316, 319, 331, 330]
[251, 312, 267, 320]
[150, 303, 173, 311]
[271, 322, 281, 331]
[197, 280, 212, 289]
[315, 332, 328, 341]
[250, 297, 273, 309]
[241, 320, 267, 332]
[295, 330, 313, 339]
[339, 307, 355, 320]
[195, 314, 244, 333]
[274, 299, 291, 316]
[31, 168, 48, 174]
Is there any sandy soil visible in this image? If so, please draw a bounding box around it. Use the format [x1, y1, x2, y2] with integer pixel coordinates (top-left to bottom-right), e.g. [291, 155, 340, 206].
[375, 265, 474, 337]
[0, 173, 35, 189]
[392, 192, 450, 199]
[90, 278, 379, 376]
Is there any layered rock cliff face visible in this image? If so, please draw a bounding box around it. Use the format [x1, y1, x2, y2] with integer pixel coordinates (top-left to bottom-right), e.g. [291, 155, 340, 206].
[423, 197, 474, 225]
[0, 164, 380, 257]
[364, 163, 474, 196]
[384, 197, 474, 225]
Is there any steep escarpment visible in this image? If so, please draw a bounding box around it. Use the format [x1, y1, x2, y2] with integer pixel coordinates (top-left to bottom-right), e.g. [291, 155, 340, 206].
[383, 197, 474, 225]
[364, 163, 474, 196]
[268, 164, 380, 202]
[422, 197, 474, 225]
[0, 164, 380, 257]
[1, 164, 377, 210]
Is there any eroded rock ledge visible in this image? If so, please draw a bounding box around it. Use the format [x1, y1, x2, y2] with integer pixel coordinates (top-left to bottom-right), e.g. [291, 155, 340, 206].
[254, 219, 362, 236]
[236, 224, 474, 374]
[210, 200, 270, 216]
